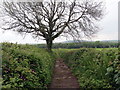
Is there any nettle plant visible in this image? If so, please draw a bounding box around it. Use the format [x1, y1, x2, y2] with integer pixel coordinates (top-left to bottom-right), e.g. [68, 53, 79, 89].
[106, 49, 120, 89]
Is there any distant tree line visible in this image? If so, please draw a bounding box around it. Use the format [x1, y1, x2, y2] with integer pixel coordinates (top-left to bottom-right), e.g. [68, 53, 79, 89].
[35, 41, 119, 49]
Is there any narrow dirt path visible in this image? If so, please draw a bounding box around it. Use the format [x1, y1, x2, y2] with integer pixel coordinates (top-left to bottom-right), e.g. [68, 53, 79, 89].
[49, 58, 79, 88]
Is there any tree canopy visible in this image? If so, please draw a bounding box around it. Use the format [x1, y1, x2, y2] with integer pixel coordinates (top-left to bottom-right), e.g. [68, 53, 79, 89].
[0, 0, 104, 51]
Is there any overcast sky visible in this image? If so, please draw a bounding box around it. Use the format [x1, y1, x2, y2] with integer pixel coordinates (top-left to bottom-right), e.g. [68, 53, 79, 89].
[0, 0, 119, 44]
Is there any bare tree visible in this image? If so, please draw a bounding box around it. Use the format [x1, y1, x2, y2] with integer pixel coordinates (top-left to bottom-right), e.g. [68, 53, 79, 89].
[0, 0, 104, 52]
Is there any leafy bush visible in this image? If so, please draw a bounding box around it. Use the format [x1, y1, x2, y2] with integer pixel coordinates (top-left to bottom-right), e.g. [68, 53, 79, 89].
[106, 48, 120, 89]
[59, 48, 118, 88]
[2, 43, 55, 88]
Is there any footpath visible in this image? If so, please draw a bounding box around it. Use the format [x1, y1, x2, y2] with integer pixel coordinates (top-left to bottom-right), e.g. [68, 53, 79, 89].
[49, 58, 79, 88]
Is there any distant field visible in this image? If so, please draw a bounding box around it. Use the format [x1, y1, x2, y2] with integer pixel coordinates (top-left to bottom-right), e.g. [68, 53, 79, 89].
[93, 48, 118, 51]
[53, 47, 118, 52]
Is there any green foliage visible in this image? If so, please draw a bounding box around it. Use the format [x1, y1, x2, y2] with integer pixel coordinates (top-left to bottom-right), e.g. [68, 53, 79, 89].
[57, 48, 119, 88]
[106, 48, 120, 89]
[2, 43, 55, 88]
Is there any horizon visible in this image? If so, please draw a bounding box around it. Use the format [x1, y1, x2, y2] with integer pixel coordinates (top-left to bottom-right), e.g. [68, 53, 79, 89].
[0, 39, 118, 44]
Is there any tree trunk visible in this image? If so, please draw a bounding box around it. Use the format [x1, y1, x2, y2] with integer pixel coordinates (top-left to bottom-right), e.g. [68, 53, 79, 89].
[46, 39, 53, 52]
